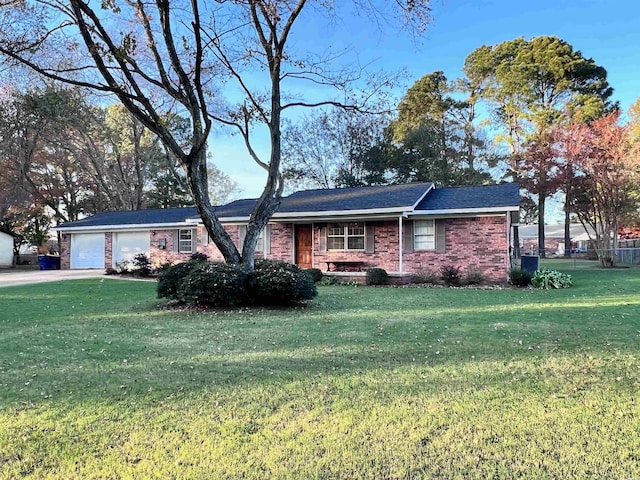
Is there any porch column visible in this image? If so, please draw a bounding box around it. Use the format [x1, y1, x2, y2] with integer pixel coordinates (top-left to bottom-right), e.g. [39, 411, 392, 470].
[399, 215, 403, 273]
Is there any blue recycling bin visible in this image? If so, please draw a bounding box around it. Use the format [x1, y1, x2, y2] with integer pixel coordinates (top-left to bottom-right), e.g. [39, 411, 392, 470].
[38, 255, 61, 270]
[521, 255, 540, 274]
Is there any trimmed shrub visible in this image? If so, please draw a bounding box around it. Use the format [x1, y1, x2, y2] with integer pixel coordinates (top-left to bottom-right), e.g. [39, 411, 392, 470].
[440, 265, 462, 287]
[319, 275, 339, 286]
[132, 253, 152, 277]
[158, 258, 317, 307]
[157, 259, 204, 299]
[253, 259, 317, 305]
[463, 268, 486, 286]
[366, 267, 389, 286]
[177, 261, 252, 307]
[508, 267, 533, 287]
[304, 268, 323, 283]
[531, 268, 573, 289]
[190, 252, 209, 262]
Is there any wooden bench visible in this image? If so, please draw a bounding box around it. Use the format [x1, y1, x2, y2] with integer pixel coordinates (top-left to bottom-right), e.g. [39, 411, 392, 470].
[325, 261, 367, 272]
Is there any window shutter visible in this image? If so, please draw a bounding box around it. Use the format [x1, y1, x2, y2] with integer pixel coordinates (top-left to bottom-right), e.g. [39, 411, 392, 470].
[319, 225, 327, 252]
[201, 226, 208, 245]
[403, 220, 414, 253]
[435, 220, 446, 253]
[264, 225, 271, 255]
[191, 229, 197, 253]
[365, 223, 375, 254]
[172, 230, 179, 252]
[238, 225, 247, 253]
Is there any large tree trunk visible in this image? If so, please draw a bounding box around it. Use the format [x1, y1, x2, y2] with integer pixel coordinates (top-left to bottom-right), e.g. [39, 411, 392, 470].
[185, 146, 241, 264]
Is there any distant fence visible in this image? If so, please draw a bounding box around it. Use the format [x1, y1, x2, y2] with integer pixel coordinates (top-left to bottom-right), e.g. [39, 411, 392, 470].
[615, 248, 640, 265]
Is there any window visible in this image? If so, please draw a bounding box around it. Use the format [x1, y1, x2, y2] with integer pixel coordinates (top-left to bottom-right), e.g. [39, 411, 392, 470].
[255, 228, 265, 252]
[327, 223, 365, 251]
[414, 220, 435, 250]
[178, 229, 193, 253]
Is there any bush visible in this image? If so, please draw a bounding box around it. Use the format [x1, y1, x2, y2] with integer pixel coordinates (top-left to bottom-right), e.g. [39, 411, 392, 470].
[132, 253, 152, 277]
[463, 268, 486, 286]
[531, 268, 573, 289]
[508, 267, 533, 287]
[366, 267, 389, 286]
[177, 261, 252, 307]
[319, 275, 339, 286]
[412, 268, 441, 285]
[190, 252, 209, 262]
[115, 260, 131, 273]
[157, 259, 203, 299]
[304, 268, 323, 283]
[253, 259, 317, 305]
[440, 265, 462, 287]
[158, 258, 318, 307]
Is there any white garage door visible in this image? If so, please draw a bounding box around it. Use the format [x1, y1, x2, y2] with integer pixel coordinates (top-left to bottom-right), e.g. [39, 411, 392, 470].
[113, 232, 150, 267]
[70, 233, 105, 269]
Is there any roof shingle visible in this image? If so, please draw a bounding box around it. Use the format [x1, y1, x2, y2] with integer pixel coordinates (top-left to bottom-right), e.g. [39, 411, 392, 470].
[415, 183, 519, 211]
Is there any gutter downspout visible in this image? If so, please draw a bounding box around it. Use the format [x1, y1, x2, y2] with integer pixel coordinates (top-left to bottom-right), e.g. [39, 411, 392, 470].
[399, 213, 409, 273]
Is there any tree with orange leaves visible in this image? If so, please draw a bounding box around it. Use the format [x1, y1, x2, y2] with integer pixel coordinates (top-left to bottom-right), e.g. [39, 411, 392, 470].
[556, 111, 640, 266]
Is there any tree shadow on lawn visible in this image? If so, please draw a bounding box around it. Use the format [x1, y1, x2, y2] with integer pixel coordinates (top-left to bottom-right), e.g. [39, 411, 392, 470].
[1, 297, 638, 407]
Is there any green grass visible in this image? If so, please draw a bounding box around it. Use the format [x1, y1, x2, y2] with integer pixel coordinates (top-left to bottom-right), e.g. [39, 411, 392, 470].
[1, 267, 640, 478]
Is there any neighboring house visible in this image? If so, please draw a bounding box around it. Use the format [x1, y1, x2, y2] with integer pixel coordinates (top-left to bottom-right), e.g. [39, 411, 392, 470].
[0, 227, 19, 267]
[55, 182, 520, 282]
[519, 223, 594, 255]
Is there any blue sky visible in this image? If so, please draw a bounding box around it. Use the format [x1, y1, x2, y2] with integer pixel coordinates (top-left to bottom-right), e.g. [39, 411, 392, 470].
[212, 0, 640, 199]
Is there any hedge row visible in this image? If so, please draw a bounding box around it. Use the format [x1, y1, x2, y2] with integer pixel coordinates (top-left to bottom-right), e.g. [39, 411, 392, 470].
[157, 258, 317, 307]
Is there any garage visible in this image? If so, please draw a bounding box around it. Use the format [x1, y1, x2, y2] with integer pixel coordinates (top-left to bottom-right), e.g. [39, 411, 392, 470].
[70, 233, 105, 269]
[112, 232, 150, 267]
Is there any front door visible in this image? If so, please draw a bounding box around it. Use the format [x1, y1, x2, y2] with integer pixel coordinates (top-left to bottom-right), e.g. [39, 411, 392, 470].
[295, 225, 313, 269]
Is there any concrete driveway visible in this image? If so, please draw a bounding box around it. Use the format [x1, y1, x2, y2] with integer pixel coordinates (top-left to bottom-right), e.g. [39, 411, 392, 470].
[0, 269, 106, 288]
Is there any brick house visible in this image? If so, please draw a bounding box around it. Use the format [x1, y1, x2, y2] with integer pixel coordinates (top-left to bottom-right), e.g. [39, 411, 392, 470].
[55, 182, 520, 282]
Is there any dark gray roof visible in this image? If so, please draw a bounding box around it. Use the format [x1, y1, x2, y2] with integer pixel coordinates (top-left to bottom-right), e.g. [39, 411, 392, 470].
[415, 183, 519, 211]
[280, 182, 433, 213]
[192, 182, 434, 219]
[59, 183, 519, 229]
[59, 207, 198, 228]
[211, 199, 258, 218]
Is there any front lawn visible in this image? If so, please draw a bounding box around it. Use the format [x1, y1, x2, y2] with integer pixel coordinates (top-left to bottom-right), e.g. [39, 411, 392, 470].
[1, 267, 639, 478]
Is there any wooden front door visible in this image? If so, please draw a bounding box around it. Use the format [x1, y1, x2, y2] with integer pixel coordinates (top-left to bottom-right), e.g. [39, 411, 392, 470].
[295, 225, 313, 269]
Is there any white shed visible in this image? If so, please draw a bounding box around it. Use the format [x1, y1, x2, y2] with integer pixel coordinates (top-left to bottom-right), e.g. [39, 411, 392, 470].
[0, 228, 18, 267]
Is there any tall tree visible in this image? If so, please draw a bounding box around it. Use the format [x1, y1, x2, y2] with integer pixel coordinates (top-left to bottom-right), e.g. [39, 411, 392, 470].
[0, 0, 432, 269]
[282, 107, 390, 190]
[385, 71, 498, 186]
[514, 132, 561, 256]
[464, 36, 616, 255]
[556, 112, 640, 267]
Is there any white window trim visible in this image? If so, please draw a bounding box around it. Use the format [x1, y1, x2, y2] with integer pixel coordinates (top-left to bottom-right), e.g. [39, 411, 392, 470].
[178, 229, 193, 253]
[327, 222, 365, 251]
[414, 219, 436, 251]
[255, 229, 265, 253]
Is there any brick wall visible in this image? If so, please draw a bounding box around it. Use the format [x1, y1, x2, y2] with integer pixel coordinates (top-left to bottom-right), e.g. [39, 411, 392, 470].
[404, 216, 508, 282]
[60, 216, 509, 281]
[60, 234, 70, 269]
[104, 233, 113, 269]
[269, 223, 294, 263]
[313, 220, 400, 272]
